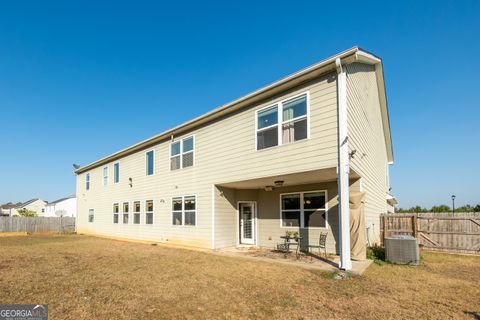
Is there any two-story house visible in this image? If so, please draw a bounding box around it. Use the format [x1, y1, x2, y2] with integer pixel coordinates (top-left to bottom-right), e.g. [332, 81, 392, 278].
[75, 47, 393, 270]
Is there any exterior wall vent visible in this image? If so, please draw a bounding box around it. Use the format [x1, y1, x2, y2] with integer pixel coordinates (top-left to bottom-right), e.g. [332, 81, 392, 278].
[385, 235, 420, 265]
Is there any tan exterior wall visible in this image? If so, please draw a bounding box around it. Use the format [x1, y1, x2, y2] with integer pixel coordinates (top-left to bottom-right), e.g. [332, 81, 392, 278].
[20, 200, 47, 216]
[76, 72, 339, 249]
[346, 62, 390, 244]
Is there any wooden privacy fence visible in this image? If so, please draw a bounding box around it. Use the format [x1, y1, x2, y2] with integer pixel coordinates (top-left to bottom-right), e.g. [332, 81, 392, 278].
[380, 213, 480, 254]
[0, 217, 76, 233]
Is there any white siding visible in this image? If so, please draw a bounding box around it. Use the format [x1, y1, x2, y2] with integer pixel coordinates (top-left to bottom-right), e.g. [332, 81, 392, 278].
[346, 62, 390, 244]
[76, 72, 339, 248]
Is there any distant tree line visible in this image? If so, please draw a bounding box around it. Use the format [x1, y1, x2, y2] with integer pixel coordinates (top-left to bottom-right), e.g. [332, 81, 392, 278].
[396, 204, 480, 213]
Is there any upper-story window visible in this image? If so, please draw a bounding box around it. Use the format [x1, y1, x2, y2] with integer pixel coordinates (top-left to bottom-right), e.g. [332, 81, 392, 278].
[171, 136, 194, 170]
[256, 93, 308, 150]
[146, 150, 154, 176]
[114, 162, 120, 183]
[103, 166, 108, 186]
[85, 173, 91, 190]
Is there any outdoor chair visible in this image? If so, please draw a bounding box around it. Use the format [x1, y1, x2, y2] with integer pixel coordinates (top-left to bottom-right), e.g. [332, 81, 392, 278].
[308, 232, 328, 260]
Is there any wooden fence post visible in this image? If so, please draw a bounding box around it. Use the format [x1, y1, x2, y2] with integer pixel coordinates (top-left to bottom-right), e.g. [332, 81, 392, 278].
[412, 214, 418, 239]
[382, 215, 388, 245]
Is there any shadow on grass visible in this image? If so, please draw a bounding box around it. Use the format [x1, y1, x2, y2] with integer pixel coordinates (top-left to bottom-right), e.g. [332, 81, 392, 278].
[464, 311, 480, 320]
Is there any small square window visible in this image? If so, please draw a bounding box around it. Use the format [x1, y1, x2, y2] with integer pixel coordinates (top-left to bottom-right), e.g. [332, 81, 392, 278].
[172, 211, 182, 225]
[304, 210, 326, 228]
[183, 137, 194, 153]
[171, 142, 181, 156]
[282, 194, 300, 210]
[282, 211, 300, 227]
[257, 106, 278, 129]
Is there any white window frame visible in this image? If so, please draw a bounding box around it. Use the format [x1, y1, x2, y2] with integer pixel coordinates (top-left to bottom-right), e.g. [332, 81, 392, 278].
[171, 195, 197, 227]
[88, 208, 94, 223]
[133, 201, 141, 224]
[113, 162, 120, 184]
[113, 203, 119, 224]
[145, 200, 154, 225]
[255, 91, 310, 151]
[170, 135, 195, 171]
[85, 173, 91, 190]
[122, 201, 130, 224]
[146, 150, 155, 176]
[103, 166, 109, 186]
[279, 190, 328, 229]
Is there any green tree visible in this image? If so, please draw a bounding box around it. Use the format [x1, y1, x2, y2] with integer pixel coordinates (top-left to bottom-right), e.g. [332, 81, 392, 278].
[17, 209, 38, 217]
[430, 205, 451, 213]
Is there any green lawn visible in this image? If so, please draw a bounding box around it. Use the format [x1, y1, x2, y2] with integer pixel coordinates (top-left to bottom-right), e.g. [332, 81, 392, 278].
[0, 234, 479, 319]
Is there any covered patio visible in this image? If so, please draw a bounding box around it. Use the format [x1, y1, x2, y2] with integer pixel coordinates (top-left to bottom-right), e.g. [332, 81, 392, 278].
[212, 167, 364, 270]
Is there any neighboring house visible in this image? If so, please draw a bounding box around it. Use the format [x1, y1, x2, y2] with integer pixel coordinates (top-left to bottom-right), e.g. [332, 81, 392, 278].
[386, 194, 398, 213]
[15, 199, 47, 216]
[75, 47, 394, 270]
[44, 195, 77, 217]
[0, 202, 21, 216]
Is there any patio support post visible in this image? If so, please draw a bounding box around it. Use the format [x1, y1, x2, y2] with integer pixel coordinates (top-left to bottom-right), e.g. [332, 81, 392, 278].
[336, 58, 352, 270]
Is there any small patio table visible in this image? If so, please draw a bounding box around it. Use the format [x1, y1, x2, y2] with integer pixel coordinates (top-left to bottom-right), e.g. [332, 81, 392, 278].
[278, 236, 302, 257]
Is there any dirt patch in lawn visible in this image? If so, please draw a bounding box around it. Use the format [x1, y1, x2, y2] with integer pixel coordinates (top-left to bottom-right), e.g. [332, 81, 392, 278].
[0, 235, 479, 319]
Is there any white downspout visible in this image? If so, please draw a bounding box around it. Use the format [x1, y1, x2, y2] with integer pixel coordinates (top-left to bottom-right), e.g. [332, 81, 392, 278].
[211, 184, 216, 250]
[336, 58, 352, 270]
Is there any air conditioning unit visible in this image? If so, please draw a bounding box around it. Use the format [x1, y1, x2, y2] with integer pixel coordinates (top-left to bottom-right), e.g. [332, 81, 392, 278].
[385, 235, 420, 265]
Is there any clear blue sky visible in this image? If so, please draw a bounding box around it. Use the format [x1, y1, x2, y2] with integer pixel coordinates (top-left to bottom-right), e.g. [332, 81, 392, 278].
[0, 1, 479, 208]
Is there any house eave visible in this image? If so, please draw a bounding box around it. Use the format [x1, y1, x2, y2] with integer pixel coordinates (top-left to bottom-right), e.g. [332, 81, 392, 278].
[75, 46, 393, 174]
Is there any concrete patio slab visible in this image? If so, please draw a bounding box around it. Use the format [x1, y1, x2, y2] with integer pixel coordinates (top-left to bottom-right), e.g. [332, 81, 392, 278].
[215, 247, 373, 275]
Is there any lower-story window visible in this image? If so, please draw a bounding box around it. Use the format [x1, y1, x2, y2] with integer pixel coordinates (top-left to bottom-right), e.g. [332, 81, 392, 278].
[172, 196, 196, 226]
[123, 202, 129, 224]
[134, 201, 141, 224]
[113, 203, 119, 224]
[88, 209, 94, 223]
[281, 191, 327, 228]
[145, 200, 154, 225]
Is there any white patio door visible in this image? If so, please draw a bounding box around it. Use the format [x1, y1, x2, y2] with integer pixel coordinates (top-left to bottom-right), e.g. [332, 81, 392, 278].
[239, 202, 256, 245]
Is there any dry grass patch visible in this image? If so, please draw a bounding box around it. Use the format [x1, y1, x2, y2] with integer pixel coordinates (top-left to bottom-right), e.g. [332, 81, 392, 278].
[0, 235, 479, 319]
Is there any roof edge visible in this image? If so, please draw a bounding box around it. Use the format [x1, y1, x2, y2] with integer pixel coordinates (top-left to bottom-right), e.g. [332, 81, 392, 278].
[76, 47, 386, 174]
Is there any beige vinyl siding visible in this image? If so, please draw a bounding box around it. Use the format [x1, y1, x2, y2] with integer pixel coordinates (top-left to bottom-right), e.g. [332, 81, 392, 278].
[76, 72, 339, 249]
[214, 186, 237, 248]
[20, 200, 47, 216]
[346, 62, 390, 244]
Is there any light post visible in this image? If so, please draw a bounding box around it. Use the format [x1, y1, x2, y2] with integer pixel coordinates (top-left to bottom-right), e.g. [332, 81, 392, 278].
[451, 195, 456, 216]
